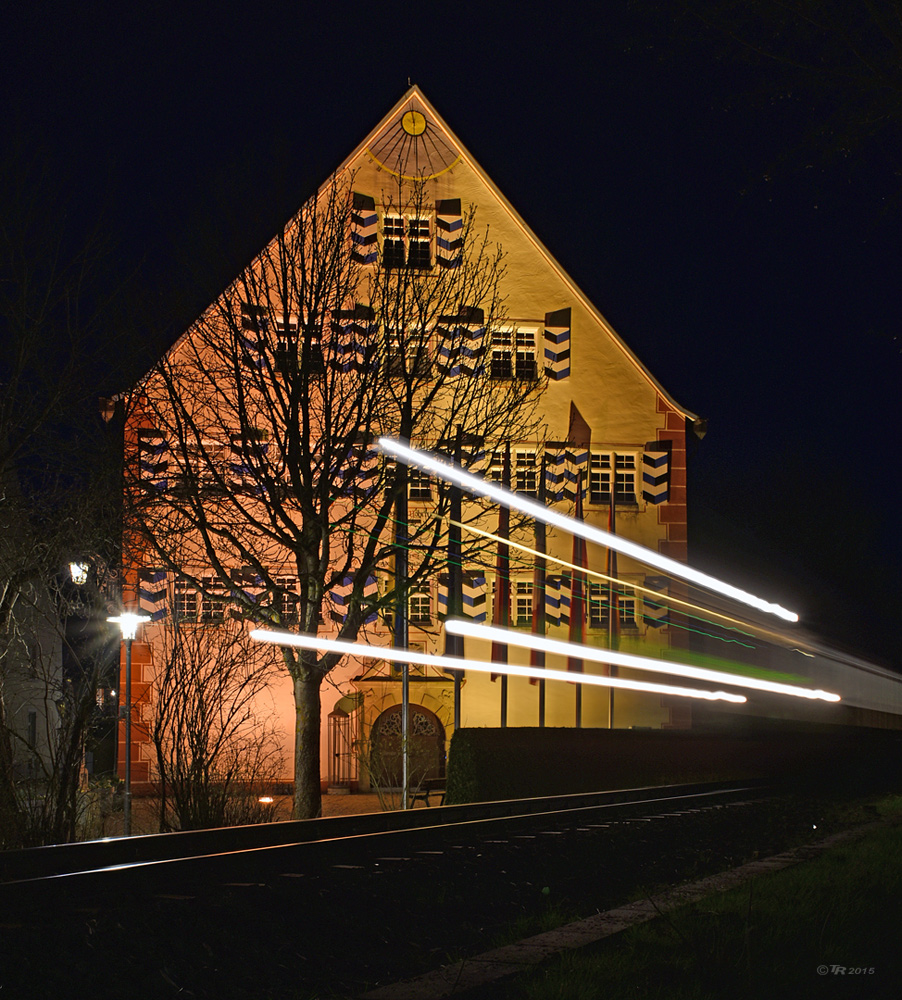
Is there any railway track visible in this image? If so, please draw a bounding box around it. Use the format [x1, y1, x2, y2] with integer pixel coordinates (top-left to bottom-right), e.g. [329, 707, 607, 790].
[0, 779, 763, 886]
[2, 780, 839, 1000]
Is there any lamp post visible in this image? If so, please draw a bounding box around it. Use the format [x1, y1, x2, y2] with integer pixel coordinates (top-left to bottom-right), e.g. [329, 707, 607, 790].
[108, 612, 150, 835]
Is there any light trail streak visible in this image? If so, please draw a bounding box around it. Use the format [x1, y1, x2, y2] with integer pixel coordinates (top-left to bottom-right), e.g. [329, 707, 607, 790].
[249, 629, 748, 703]
[377, 438, 799, 624]
[444, 620, 841, 702]
[449, 519, 756, 640]
[449, 519, 818, 657]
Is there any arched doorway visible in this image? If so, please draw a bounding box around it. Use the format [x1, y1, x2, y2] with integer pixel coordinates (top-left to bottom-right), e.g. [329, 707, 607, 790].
[369, 704, 446, 789]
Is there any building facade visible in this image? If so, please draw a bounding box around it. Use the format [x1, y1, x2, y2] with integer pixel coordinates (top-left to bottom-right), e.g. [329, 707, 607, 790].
[122, 87, 702, 798]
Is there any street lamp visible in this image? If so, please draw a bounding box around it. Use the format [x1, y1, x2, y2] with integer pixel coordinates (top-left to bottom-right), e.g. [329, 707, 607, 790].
[107, 612, 150, 835]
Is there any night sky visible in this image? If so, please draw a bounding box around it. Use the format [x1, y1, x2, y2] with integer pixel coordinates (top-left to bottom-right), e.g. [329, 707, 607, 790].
[4, 3, 899, 662]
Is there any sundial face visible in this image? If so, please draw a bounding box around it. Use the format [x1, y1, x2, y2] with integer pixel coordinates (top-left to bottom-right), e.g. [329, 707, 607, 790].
[366, 101, 461, 180]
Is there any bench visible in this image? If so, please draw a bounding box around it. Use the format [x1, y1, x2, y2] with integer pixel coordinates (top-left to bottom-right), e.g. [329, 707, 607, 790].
[409, 782, 446, 807]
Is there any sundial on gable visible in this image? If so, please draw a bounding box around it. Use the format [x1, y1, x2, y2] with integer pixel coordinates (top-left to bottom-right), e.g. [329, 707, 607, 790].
[365, 101, 461, 180]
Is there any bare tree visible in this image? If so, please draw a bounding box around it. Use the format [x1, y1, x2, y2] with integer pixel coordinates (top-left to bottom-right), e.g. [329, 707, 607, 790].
[128, 175, 540, 818]
[148, 614, 284, 831]
[0, 552, 117, 848]
[0, 151, 125, 847]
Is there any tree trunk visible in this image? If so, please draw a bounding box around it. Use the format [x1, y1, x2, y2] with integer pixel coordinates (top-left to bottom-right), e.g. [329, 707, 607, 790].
[0, 697, 23, 848]
[293, 674, 322, 819]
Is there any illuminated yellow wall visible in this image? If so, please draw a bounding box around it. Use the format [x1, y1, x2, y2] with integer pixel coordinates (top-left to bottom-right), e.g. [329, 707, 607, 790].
[329, 88, 698, 754]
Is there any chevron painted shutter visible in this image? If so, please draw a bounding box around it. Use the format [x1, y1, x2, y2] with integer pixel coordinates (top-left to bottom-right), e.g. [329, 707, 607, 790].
[350, 192, 378, 265]
[436, 307, 486, 377]
[240, 302, 267, 367]
[544, 307, 571, 380]
[437, 573, 484, 620]
[462, 573, 487, 622]
[331, 304, 377, 372]
[231, 567, 264, 605]
[362, 575, 378, 623]
[330, 574, 378, 625]
[138, 568, 168, 621]
[138, 428, 169, 492]
[352, 440, 379, 500]
[544, 442, 587, 503]
[642, 440, 672, 504]
[643, 575, 670, 627]
[335, 435, 378, 500]
[329, 575, 353, 624]
[564, 446, 588, 503]
[544, 444, 568, 502]
[545, 575, 571, 628]
[436, 199, 463, 268]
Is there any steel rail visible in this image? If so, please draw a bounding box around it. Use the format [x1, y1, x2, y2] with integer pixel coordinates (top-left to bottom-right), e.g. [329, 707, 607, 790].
[0, 780, 767, 887]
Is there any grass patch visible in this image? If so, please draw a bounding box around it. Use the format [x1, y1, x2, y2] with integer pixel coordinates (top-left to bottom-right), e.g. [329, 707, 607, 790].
[492, 898, 584, 948]
[483, 795, 902, 999]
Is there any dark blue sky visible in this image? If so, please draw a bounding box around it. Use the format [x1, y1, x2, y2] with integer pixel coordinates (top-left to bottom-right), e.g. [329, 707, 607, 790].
[4, 3, 899, 660]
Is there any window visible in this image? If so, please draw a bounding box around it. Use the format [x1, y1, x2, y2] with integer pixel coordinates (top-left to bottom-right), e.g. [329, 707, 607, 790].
[590, 452, 638, 504]
[229, 429, 269, 487]
[619, 588, 637, 628]
[588, 582, 607, 628]
[588, 583, 637, 629]
[514, 580, 533, 627]
[490, 325, 538, 380]
[200, 576, 227, 623]
[487, 448, 536, 493]
[185, 438, 227, 482]
[382, 459, 432, 501]
[385, 328, 405, 376]
[382, 215, 432, 269]
[275, 313, 298, 354]
[515, 450, 538, 496]
[614, 455, 637, 503]
[515, 327, 538, 380]
[487, 449, 507, 483]
[385, 328, 431, 378]
[277, 576, 299, 623]
[589, 453, 610, 504]
[409, 590, 432, 625]
[297, 317, 325, 373]
[407, 217, 432, 269]
[382, 215, 406, 268]
[174, 580, 198, 621]
[490, 328, 513, 379]
[409, 468, 432, 501]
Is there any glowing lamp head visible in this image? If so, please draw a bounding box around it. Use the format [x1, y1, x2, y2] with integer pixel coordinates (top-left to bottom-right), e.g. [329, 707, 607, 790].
[107, 612, 151, 641]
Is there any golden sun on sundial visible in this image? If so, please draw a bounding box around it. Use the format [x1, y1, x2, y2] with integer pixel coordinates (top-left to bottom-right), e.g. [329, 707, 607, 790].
[366, 103, 460, 180]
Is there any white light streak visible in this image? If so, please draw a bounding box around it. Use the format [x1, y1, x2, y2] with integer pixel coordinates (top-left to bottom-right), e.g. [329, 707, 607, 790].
[449, 518, 757, 635]
[444, 620, 841, 703]
[377, 437, 799, 624]
[249, 629, 747, 703]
